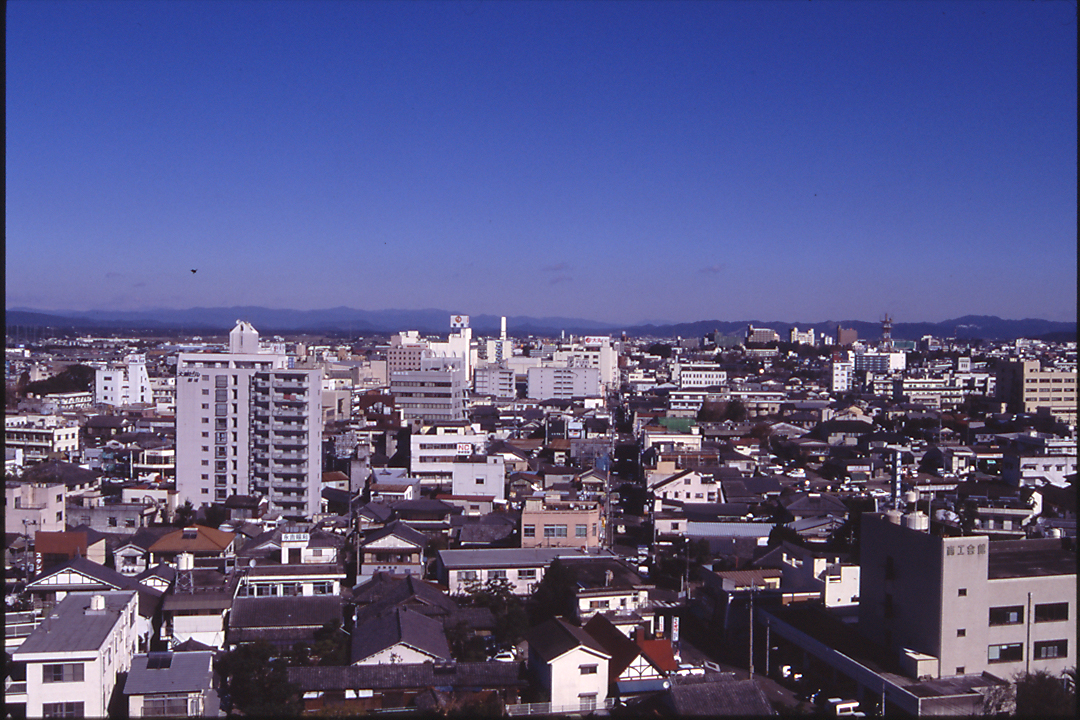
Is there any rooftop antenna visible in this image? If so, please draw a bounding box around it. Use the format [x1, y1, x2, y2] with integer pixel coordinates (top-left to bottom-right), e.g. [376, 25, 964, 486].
[881, 314, 893, 350]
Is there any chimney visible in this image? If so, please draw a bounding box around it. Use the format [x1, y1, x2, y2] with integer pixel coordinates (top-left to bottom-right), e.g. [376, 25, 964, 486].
[501, 316, 507, 340]
[634, 626, 644, 643]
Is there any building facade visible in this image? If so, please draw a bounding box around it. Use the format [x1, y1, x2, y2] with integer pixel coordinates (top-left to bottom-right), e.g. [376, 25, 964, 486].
[175, 321, 323, 517]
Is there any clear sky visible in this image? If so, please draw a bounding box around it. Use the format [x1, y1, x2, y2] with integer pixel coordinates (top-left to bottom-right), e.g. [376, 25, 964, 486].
[7, 0, 1077, 324]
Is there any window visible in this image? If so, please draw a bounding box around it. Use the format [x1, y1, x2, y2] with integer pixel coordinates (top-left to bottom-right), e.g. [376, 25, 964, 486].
[544, 525, 568, 538]
[989, 606, 1024, 626]
[958, 588, 967, 597]
[43, 663, 84, 683]
[1034, 602, 1069, 623]
[957, 629, 966, 637]
[523, 525, 535, 538]
[490, 570, 507, 580]
[475, 477, 485, 485]
[579, 664, 598, 675]
[108, 516, 118, 527]
[955, 667, 965, 675]
[125, 518, 136, 528]
[42, 702, 84, 718]
[1034, 639, 1068, 659]
[576, 524, 588, 538]
[517, 569, 536, 579]
[988, 643, 1023, 664]
[460, 571, 478, 581]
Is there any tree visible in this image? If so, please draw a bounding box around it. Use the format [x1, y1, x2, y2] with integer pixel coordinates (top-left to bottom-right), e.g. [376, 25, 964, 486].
[529, 559, 579, 625]
[202, 503, 228, 529]
[458, 577, 529, 650]
[647, 343, 672, 359]
[174, 501, 197, 527]
[217, 641, 302, 716]
[1014, 669, 1075, 717]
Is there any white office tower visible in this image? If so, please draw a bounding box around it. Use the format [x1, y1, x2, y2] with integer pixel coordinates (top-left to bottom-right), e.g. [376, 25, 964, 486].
[390, 356, 467, 423]
[95, 353, 153, 406]
[175, 321, 323, 518]
[855, 350, 907, 374]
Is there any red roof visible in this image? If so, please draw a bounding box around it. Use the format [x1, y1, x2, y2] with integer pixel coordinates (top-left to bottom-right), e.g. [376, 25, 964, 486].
[35, 531, 88, 557]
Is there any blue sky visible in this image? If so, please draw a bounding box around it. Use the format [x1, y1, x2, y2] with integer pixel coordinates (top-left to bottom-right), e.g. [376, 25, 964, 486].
[7, 0, 1077, 324]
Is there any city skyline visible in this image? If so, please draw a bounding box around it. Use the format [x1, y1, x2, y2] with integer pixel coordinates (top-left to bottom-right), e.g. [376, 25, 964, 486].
[7, 0, 1077, 324]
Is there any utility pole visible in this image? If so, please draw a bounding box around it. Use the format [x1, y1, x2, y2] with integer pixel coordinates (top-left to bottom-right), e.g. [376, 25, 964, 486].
[748, 584, 755, 679]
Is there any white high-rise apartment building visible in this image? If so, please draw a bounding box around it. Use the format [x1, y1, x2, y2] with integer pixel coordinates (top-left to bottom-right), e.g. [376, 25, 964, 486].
[94, 354, 153, 406]
[175, 321, 323, 518]
[830, 352, 855, 394]
[673, 363, 728, 389]
[527, 366, 601, 400]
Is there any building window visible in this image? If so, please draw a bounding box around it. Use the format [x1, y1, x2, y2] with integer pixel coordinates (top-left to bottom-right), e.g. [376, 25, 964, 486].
[989, 606, 1024, 626]
[490, 570, 507, 580]
[579, 664, 598, 675]
[958, 588, 967, 597]
[42, 702, 84, 718]
[955, 667, 965, 675]
[1034, 602, 1069, 623]
[517, 569, 536, 580]
[43, 663, 84, 683]
[460, 571, 478, 581]
[544, 525, 567, 538]
[522, 525, 535, 538]
[988, 643, 1023, 664]
[1034, 640, 1068, 660]
[576, 524, 588, 538]
[957, 629, 966, 637]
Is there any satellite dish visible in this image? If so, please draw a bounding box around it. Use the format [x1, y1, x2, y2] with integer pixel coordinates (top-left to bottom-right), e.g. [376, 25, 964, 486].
[248, 559, 256, 568]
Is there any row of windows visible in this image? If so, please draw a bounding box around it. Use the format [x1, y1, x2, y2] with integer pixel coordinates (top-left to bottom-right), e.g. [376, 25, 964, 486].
[989, 602, 1069, 625]
[988, 640, 1069, 663]
[43, 663, 84, 683]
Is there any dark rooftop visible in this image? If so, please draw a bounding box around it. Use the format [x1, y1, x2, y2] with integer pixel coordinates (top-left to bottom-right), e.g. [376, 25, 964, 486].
[986, 537, 1076, 579]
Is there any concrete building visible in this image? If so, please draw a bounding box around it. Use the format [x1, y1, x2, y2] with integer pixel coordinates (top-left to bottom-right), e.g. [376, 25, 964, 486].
[790, 327, 816, 346]
[551, 336, 618, 391]
[175, 321, 323, 517]
[94, 354, 153, 407]
[520, 494, 603, 549]
[11, 591, 139, 720]
[527, 366, 601, 400]
[390, 356, 467, 423]
[855, 350, 907, 375]
[996, 359, 1078, 425]
[5, 415, 80, 464]
[450, 455, 506, 502]
[409, 421, 487, 489]
[473, 364, 515, 398]
[672, 363, 727, 389]
[746, 325, 780, 344]
[5, 481, 66, 534]
[859, 512, 1075, 679]
[830, 353, 854, 394]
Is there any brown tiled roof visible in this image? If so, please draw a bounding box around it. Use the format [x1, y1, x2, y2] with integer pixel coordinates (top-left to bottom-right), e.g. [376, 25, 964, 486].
[35, 531, 88, 557]
[148, 525, 235, 554]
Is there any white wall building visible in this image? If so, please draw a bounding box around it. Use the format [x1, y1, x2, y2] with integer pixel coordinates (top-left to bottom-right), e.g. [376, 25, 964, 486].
[410, 422, 488, 489]
[672, 362, 728, 389]
[94, 354, 153, 407]
[552, 337, 618, 391]
[5, 415, 80, 463]
[390, 356, 467, 423]
[450, 456, 506, 502]
[175, 321, 323, 517]
[527, 366, 601, 400]
[12, 591, 138, 720]
[830, 353, 854, 394]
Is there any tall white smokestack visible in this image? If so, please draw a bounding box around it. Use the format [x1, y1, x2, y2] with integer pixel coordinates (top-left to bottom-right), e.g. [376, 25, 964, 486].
[500, 316, 507, 340]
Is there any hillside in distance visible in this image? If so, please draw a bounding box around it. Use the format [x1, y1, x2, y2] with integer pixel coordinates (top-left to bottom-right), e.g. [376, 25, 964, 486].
[5, 307, 1076, 341]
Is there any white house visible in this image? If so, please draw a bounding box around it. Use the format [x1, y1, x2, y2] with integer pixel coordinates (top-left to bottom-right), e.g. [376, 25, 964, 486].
[523, 617, 611, 712]
[12, 591, 139, 719]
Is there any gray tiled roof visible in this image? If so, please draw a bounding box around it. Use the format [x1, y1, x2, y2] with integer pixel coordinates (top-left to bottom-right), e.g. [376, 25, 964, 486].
[666, 676, 774, 716]
[523, 617, 610, 662]
[13, 591, 137, 656]
[351, 607, 451, 663]
[229, 595, 343, 629]
[288, 661, 526, 691]
[124, 651, 215, 695]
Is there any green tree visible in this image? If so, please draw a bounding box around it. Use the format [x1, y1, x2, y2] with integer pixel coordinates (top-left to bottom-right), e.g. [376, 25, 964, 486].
[529, 559, 579, 625]
[311, 619, 350, 665]
[202, 503, 228, 529]
[1014, 669, 1076, 717]
[174, 501, 197, 527]
[217, 641, 302, 716]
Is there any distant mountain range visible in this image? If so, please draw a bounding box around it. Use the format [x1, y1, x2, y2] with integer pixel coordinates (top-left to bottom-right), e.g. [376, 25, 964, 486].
[5, 307, 1076, 342]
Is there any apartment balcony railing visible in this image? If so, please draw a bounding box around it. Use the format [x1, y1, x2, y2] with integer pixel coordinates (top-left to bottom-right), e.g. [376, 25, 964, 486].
[271, 452, 307, 460]
[272, 423, 307, 432]
[272, 408, 308, 419]
[273, 437, 305, 448]
[506, 699, 614, 716]
[272, 463, 308, 473]
[272, 380, 307, 390]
